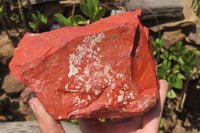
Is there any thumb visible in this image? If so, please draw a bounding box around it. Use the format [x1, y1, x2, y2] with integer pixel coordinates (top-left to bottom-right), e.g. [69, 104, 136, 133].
[142, 80, 168, 132]
[29, 98, 65, 133]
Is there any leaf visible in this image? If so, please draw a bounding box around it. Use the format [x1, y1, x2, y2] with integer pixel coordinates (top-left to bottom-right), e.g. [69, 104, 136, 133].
[158, 66, 167, 79]
[177, 73, 186, 79]
[159, 130, 164, 133]
[183, 49, 197, 67]
[151, 37, 155, 43]
[27, 10, 47, 30]
[65, 18, 72, 27]
[172, 65, 180, 73]
[169, 46, 176, 52]
[40, 15, 47, 24]
[93, 0, 99, 12]
[28, 21, 36, 29]
[152, 37, 162, 55]
[167, 74, 176, 85]
[178, 57, 184, 65]
[162, 59, 171, 69]
[69, 119, 78, 124]
[80, 0, 105, 23]
[153, 51, 157, 56]
[10, 13, 20, 23]
[167, 74, 183, 89]
[155, 38, 164, 48]
[93, 7, 105, 22]
[0, 5, 6, 19]
[190, 53, 197, 65]
[172, 55, 178, 61]
[35, 10, 41, 16]
[170, 41, 184, 55]
[157, 63, 162, 68]
[169, 53, 173, 60]
[173, 78, 183, 89]
[155, 39, 160, 48]
[181, 65, 191, 76]
[80, 0, 91, 17]
[31, 11, 38, 21]
[89, 0, 97, 18]
[176, 41, 182, 48]
[54, 14, 69, 27]
[33, 16, 40, 27]
[160, 37, 165, 48]
[86, 0, 92, 15]
[71, 15, 86, 26]
[87, 0, 99, 17]
[160, 50, 169, 60]
[167, 89, 176, 99]
[179, 47, 187, 56]
[160, 117, 165, 128]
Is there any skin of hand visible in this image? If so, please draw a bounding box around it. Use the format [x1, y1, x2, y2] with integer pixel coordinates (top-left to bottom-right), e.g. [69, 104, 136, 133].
[29, 80, 168, 133]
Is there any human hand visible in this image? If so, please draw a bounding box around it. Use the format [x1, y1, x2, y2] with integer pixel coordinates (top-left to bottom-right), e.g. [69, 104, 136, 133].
[29, 80, 168, 133]
[78, 80, 168, 133]
[29, 98, 65, 133]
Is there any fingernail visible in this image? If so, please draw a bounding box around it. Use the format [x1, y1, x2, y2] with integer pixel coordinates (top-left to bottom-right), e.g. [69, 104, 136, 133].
[29, 102, 37, 117]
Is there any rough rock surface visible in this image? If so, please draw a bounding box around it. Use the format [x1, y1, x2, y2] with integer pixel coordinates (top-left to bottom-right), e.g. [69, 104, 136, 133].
[0, 35, 15, 65]
[2, 73, 26, 97]
[0, 89, 9, 113]
[126, 0, 183, 19]
[163, 30, 185, 49]
[9, 10, 159, 120]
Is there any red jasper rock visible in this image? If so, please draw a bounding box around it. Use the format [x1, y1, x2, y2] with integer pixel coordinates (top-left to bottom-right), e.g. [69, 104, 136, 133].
[9, 10, 159, 120]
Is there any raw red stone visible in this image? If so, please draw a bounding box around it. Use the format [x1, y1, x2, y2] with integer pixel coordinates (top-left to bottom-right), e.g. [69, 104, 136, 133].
[9, 10, 160, 120]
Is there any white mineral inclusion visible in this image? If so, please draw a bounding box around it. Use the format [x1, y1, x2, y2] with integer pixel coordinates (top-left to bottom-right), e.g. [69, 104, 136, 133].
[65, 32, 129, 106]
[65, 83, 69, 90]
[68, 54, 79, 77]
[117, 90, 124, 102]
[68, 32, 105, 78]
[117, 96, 123, 102]
[87, 95, 91, 100]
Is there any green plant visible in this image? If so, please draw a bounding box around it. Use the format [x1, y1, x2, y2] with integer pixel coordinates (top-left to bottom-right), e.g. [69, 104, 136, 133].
[80, 0, 106, 23]
[152, 37, 200, 99]
[54, 0, 105, 27]
[159, 117, 165, 133]
[54, 14, 86, 27]
[27, 10, 47, 32]
[31, 114, 36, 120]
[0, 4, 5, 19]
[10, 13, 20, 23]
[67, 119, 78, 124]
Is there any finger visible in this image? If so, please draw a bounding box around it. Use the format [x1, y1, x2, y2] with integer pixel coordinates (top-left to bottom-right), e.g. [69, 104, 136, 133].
[29, 98, 65, 133]
[142, 80, 168, 132]
[158, 80, 168, 112]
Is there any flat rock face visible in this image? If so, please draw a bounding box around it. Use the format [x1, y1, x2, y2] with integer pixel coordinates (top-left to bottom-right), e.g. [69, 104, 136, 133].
[9, 10, 159, 120]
